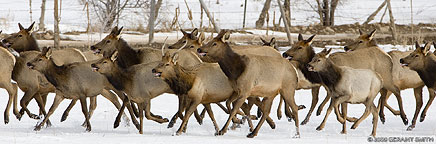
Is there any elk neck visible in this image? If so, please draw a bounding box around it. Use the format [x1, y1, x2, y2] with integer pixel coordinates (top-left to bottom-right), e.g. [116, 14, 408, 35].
[164, 64, 195, 96]
[216, 43, 246, 81]
[317, 59, 342, 91]
[416, 55, 436, 89]
[103, 64, 128, 91]
[42, 58, 68, 87]
[116, 38, 141, 68]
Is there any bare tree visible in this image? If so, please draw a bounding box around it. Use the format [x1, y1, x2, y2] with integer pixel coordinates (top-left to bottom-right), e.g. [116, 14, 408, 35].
[54, 0, 60, 49]
[312, 0, 339, 26]
[38, 0, 46, 31]
[255, 0, 272, 28]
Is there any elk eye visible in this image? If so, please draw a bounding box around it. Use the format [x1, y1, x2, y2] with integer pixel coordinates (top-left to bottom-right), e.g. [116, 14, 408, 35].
[18, 34, 23, 37]
[103, 61, 107, 64]
[165, 63, 170, 66]
[359, 41, 363, 43]
[106, 40, 111, 43]
[414, 55, 419, 57]
[298, 47, 302, 49]
[317, 60, 321, 62]
[183, 41, 186, 44]
[38, 58, 42, 61]
[190, 45, 194, 48]
[212, 43, 217, 46]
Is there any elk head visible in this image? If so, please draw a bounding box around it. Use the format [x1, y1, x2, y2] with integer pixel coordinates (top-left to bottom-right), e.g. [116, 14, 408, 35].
[168, 28, 204, 50]
[282, 34, 316, 63]
[91, 26, 123, 55]
[308, 48, 332, 72]
[260, 37, 278, 50]
[343, 29, 377, 52]
[91, 51, 118, 74]
[152, 51, 179, 79]
[27, 46, 52, 72]
[400, 42, 432, 71]
[2, 22, 37, 52]
[196, 30, 231, 62]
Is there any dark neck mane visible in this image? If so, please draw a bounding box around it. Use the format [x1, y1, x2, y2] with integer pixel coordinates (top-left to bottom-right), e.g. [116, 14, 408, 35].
[164, 65, 195, 95]
[27, 35, 40, 51]
[416, 55, 436, 88]
[294, 61, 322, 84]
[317, 60, 342, 91]
[105, 64, 128, 91]
[216, 43, 246, 81]
[42, 59, 67, 87]
[116, 38, 140, 68]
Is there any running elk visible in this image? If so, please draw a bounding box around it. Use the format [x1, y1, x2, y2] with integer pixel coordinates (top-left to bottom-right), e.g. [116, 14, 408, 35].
[308, 48, 382, 137]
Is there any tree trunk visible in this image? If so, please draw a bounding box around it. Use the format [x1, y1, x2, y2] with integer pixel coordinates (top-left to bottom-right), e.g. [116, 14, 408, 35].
[322, 0, 329, 26]
[255, 0, 272, 28]
[154, 0, 163, 19]
[284, 0, 291, 28]
[199, 0, 220, 32]
[329, 0, 338, 25]
[148, 0, 155, 44]
[54, 0, 60, 49]
[277, 0, 292, 45]
[29, 0, 33, 23]
[315, 0, 323, 25]
[387, 0, 397, 42]
[38, 0, 46, 31]
[363, 0, 387, 25]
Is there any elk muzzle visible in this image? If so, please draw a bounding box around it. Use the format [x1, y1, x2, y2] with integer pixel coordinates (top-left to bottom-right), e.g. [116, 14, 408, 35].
[197, 48, 207, 56]
[26, 62, 34, 69]
[399, 58, 408, 67]
[282, 53, 293, 60]
[151, 69, 162, 77]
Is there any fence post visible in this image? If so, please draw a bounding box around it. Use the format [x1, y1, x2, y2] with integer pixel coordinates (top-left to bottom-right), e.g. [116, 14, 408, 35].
[243, 0, 247, 29]
[277, 0, 292, 45]
[199, 0, 220, 32]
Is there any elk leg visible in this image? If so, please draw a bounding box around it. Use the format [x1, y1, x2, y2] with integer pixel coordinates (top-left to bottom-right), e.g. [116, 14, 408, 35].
[33, 93, 51, 127]
[138, 103, 144, 134]
[79, 97, 91, 132]
[407, 87, 423, 131]
[281, 87, 300, 138]
[383, 91, 401, 115]
[176, 99, 200, 135]
[351, 103, 372, 129]
[204, 104, 219, 132]
[317, 97, 334, 131]
[216, 102, 229, 114]
[390, 87, 408, 125]
[247, 97, 274, 138]
[370, 102, 378, 137]
[420, 88, 435, 122]
[144, 97, 168, 123]
[317, 87, 331, 116]
[378, 88, 388, 124]
[341, 103, 347, 134]
[216, 94, 248, 136]
[276, 95, 284, 120]
[301, 86, 320, 125]
[61, 99, 76, 122]
[112, 90, 138, 129]
[82, 97, 97, 127]
[34, 94, 64, 131]
[3, 82, 18, 124]
[168, 95, 184, 128]
[333, 96, 350, 124]
[18, 88, 38, 120]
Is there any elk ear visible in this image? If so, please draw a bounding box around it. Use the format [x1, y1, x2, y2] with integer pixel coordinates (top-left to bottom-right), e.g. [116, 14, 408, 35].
[18, 23, 25, 30]
[307, 34, 316, 45]
[190, 28, 199, 40]
[115, 26, 123, 39]
[270, 37, 276, 46]
[298, 33, 303, 41]
[163, 51, 171, 60]
[368, 29, 376, 40]
[110, 26, 119, 35]
[326, 48, 332, 55]
[221, 31, 230, 42]
[42, 47, 52, 59]
[415, 41, 421, 52]
[423, 42, 431, 56]
[171, 53, 179, 65]
[358, 29, 363, 35]
[110, 51, 118, 62]
[198, 32, 205, 44]
[260, 37, 267, 44]
[181, 29, 188, 35]
[0, 30, 2, 34]
[27, 22, 35, 33]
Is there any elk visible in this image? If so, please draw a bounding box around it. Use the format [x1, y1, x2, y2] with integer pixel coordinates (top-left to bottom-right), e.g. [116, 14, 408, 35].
[26, 47, 125, 131]
[400, 42, 436, 128]
[90, 52, 172, 134]
[2, 22, 40, 52]
[152, 51, 236, 135]
[0, 43, 18, 124]
[197, 30, 300, 138]
[260, 37, 278, 50]
[343, 29, 426, 130]
[308, 48, 382, 137]
[283, 32, 408, 125]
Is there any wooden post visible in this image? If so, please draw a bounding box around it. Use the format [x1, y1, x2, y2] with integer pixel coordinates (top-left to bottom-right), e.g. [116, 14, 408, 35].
[38, 0, 46, 31]
[54, 0, 60, 49]
[277, 0, 292, 45]
[199, 0, 220, 32]
[148, 0, 156, 44]
[410, 0, 414, 43]
[387, 0, 397, 42]
[243, 0, 247, 28]
[29, 0, 32, 23]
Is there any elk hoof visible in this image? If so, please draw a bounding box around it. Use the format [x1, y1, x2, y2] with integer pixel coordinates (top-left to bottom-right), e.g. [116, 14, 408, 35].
[113, 121, 120, 129]
[420, 115, 426, 122]
[134, 123, 140, 130]
[293, 133, 301, 138]
[402, 118, 409, 125]
[277, 113, 282, 120]
[246, 132, 256, 138]
[29, 114, 40, 120]
[197, 119, 203, 125]
[257, 110, 262, 118]
[34, 125, 42, 131]
[316, 126, 323, 131]
[167, 122, 175, 128]
[406, 125, 415, 131]
[162, 118, 169, 123]
[287, 117, 293, 122]
[215, 130, 225, 136]
[85, 126, 91, 132]
[341, 130, 347, 134]
[46, 121, 52, 128]
[301, 119, 309, 125]
[4, 119, 8, 124]
[298, 105, 306, 110]
[380, 117, 385, 124]
[351, 124, 357, 129]
[61, 113, 68, 122]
